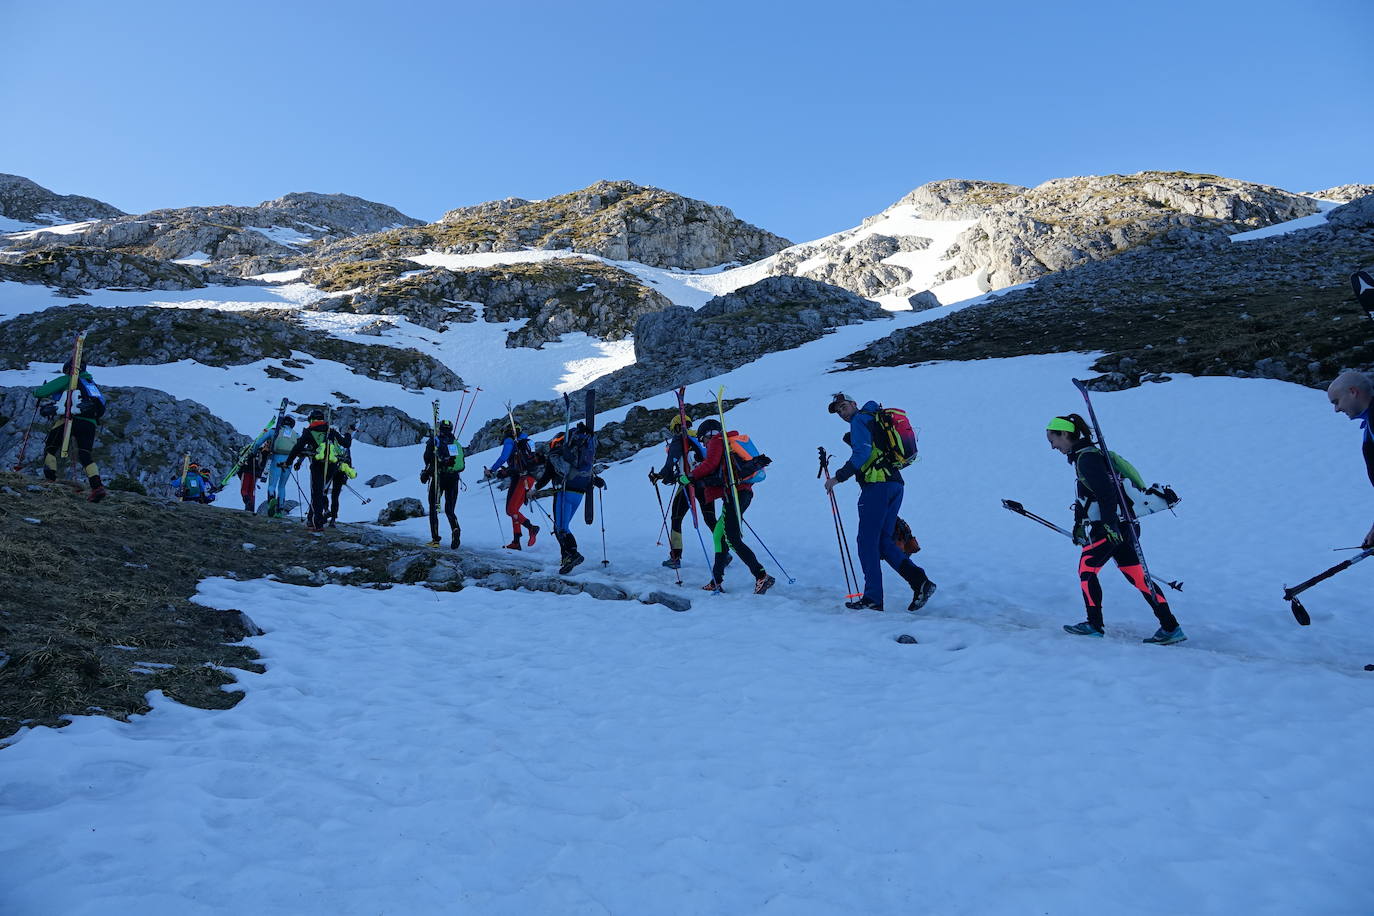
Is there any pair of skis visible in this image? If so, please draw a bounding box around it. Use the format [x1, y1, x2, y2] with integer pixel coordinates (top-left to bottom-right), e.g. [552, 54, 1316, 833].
[221, 398, 290, 488]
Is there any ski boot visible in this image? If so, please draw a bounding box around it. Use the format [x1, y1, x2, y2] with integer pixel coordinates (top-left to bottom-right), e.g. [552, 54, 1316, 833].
[1063, 621, 1104, 638]
[450, 529, 461, 550]
[87, 485, 107, 504]
[526, 523, 540, 547]
[1142, 626, 1186, 645]
[661, 549, 682, 570]
[559, 552, 586, 575]
[702, 580, 724, 593]
[753, 575, 776, 595]
[503, 539, 522, 550]
[908, 581, 937, 612]
[845, 596, 883, 612]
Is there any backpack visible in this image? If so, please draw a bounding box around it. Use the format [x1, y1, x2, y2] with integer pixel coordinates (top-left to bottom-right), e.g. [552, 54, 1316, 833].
[1353, 270, 1374, 318]
[550, 429, 596, 490]
[448, 442, 465, 474]
[76, 376, 106, 420]
[870, 407, 918, 470]
[1076, 447, 1181, 520]
[702, 431, 772, 487]
[507, 437, 536, 476]
[893, 516, 921, 555]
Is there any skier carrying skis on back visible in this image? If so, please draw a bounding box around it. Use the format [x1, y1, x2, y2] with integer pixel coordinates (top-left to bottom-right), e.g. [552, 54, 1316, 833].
[30, 357, 108, 502]
[534, 421, 602, 574]
[1326, 370, 1374, 548]
[686, 418, 775, 595]
[1045, 414, 1185, 644]
[421, 419, 464, 549]
[823, 393, 934, 612]
[485, 423, 540, 550]
[650, 413, 704, 570]
[287, 410, 349, 532]
[264, 415, 299, 518]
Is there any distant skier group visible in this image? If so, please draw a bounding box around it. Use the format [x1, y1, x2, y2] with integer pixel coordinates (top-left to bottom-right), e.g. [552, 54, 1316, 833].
[14, 326, 1374, 644]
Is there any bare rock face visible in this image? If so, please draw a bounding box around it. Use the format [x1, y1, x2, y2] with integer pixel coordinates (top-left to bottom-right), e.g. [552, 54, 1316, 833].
[3, 245, 239, 291]
[329, 405, 428, 448]
[0, 174, 125, 226]
[0, 384, 249, 487]
[1304, 184, 1374, 203]
[2, 189, 424, 277]
[772, 232, 933, 300]
[904, 171, 1319, 289]
[0, 303, 465, 391]
[311, 259, 674, 345]
[435, 180, 792, 269]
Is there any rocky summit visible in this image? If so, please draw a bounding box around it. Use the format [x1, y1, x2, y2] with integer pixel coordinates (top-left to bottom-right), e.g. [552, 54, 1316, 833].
[0, 173, 125, 227]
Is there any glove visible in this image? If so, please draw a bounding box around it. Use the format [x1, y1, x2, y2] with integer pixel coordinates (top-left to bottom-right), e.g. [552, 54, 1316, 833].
[482, 467, 493, 480]
[647, 470, 659, 483]
[39, 400, 57, 418]
[293, 461, 303, 471]
[678, 474, 692, 487]
[1072, 522, 1089, 547]
[593, 476, 606, 489]
[420, 468, 431, 484]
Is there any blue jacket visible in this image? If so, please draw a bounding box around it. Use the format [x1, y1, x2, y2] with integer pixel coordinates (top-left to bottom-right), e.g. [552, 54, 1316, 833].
[835, 400, 903, 486]
[489, 433, 532, 475]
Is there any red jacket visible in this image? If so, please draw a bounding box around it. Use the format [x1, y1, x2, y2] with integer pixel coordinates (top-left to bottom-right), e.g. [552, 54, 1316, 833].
[689, 433, 753, 503]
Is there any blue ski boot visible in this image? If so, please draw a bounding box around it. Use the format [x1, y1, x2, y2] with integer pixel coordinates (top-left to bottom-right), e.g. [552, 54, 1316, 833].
[1143, 626, 1186, 645]
[1063, 621, 1104, 638]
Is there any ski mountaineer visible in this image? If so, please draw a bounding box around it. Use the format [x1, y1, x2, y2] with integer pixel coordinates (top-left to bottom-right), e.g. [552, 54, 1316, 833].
[1326, 370, 1374, 548]
[485, 423, 540, 550]
[175, 462, 216, 503]
[823, 393, 935, 612]
[238, 424, 278, 512]
[324, 425, 358, 528]
[649, 413, 705, 569]
[264, 415, 299, 518]
[421, 419, 464, 549]
[534, 421, 603, 574]
[1045, 414, 1185, 644]
[30, 359, 108, 502]
[286, 410, 349, 532]
[685, 418, 775, 595]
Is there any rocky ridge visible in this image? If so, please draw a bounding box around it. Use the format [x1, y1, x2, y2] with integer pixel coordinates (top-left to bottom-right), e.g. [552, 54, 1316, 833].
[841, 194, 1374, 390]
[0, 173, 125, 226]
[310, 259, 675, 343]
[0, 304, 464, 392]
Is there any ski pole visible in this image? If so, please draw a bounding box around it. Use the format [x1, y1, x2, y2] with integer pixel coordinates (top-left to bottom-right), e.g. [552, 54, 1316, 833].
[597, 486, 609, 566]
[1284, 548, 1374, 626]
[457, 387, 482, 439]
[742, 519, 795, 584]
[485, 476, 506, 542]
[650, 473, 670, 546]
[1001, 498, 1184, 592]
[10, 400, 38, 471]
[819, 447, 861, 598]
[343, 481, 372, 505]
[529, 493, 556, 524]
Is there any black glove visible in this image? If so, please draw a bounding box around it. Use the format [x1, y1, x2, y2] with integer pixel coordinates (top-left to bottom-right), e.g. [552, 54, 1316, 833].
[420, 468, 431, 484]
[38, 400, 57, 418]
[593, 476, 606, 489]
[647, 469, 659, 483]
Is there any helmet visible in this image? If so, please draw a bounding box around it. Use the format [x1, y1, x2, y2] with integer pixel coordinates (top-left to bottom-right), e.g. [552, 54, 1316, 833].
[697, 418, 722, 437]
[280, 415, 296, 427]
[189, 462, 200, 470]
[668, 414, 691, 432]
[438, 419, 454, 432]
[308, 409, 324, 422]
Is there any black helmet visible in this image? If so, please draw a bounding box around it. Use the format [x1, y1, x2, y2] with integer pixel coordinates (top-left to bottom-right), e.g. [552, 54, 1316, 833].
[697, 418, 722, 437]
[62, 360, 76, 375]
[308, 409, 324, 422]
[438, 419, 453, 432]
[281, 415, 296, 427]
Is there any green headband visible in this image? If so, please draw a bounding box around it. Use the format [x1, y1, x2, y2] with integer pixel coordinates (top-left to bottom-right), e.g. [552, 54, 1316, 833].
[1046, 417, 1077, 433]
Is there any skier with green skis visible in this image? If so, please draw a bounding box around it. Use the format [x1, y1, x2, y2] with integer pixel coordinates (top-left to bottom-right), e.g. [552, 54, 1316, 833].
[1045, 413, 1185, 643]
[686, 417, 775, 595]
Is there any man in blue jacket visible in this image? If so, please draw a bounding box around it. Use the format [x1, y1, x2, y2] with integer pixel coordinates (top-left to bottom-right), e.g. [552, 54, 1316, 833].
[823, 392, 935, 612]
[1327, 369, 1374, 548]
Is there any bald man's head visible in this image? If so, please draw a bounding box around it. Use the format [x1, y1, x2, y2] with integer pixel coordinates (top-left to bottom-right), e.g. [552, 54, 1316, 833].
[1327, 371, 1374, 418]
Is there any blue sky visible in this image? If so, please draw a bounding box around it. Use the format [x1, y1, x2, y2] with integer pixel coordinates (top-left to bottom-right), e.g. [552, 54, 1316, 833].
[3, 0, 1369, 242]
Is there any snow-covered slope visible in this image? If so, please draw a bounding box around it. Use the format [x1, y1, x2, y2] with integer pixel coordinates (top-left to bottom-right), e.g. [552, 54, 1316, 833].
[2, 337, 1371, 914]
